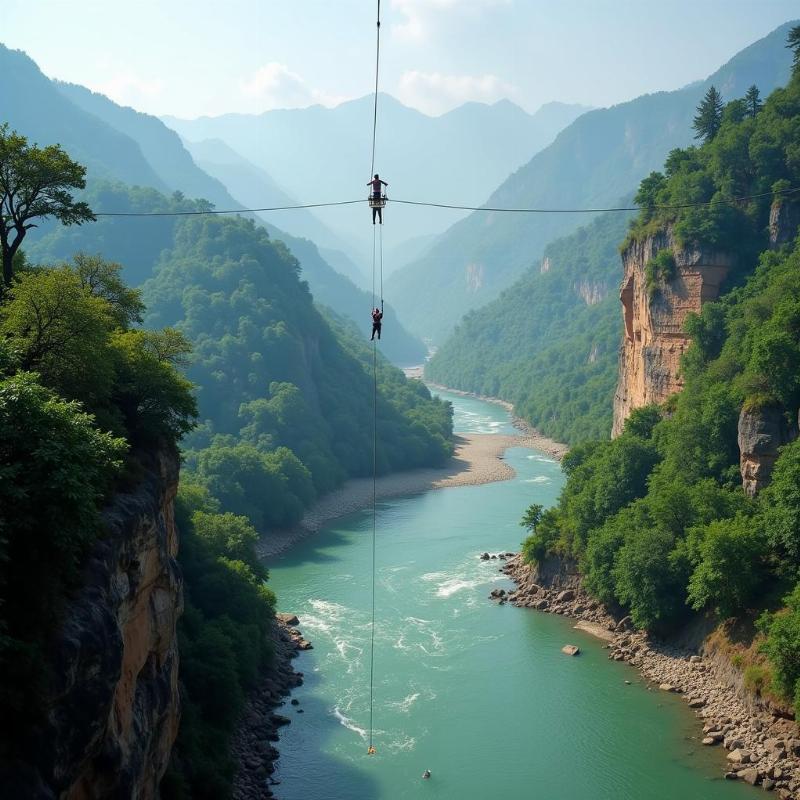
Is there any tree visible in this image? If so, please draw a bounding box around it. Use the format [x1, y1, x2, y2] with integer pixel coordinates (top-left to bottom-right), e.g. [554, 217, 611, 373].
[744, 85, 763, 118]
[692, 86, 724, 143]
[0, 125, 95, 288]
[787, 24, 800, 75]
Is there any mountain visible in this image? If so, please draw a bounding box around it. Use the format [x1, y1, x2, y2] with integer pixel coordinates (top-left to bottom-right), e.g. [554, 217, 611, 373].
[426, 207, 634, 443]
[184, 137, 367, 286]
[56, 81, 243, 211]
[0, 44, 424, 363]
[387, 20, 797, 342]
[0, 44, 164, 189]
[162, 96, 590, 252]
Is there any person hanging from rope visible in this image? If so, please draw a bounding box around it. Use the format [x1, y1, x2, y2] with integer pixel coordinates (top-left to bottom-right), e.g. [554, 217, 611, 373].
[370, 305, 383, 340]
[367, 174, 388, 224]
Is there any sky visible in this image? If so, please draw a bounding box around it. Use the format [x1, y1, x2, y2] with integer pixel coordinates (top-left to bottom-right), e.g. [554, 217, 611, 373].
[1, 1, 798, 119]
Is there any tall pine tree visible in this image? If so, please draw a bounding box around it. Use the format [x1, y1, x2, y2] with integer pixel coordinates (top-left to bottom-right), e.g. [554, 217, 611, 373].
[692, 86, 724, 143]
[787, 24, 800, 75]
[744, 85, 762, 118]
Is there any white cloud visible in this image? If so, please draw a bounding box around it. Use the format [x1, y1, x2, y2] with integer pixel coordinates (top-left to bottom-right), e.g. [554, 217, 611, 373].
[239, 62, 347, 111]
[92, 70, 165, 107]
[396, 70, 516, 115]
[391, 0, 510, 42]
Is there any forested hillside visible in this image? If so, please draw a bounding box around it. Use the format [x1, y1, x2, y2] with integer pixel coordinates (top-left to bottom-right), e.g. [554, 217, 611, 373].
[388, 21, 796, 342]
[522, 44, 800, 715]
[143, 214, 452, 523]
[426, 209, 633, 443]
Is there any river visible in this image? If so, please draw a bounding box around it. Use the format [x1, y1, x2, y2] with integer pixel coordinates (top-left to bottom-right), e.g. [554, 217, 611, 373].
[268, 389, 756, 799]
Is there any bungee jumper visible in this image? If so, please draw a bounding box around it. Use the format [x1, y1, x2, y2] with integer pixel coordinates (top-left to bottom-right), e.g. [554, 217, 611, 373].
[370, 306, 383, 340]
[422, 769, 432, 780]
[368, 174, 388, 224]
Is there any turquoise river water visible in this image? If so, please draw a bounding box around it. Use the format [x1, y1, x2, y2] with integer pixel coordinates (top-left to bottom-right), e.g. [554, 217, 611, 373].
[268, 389, 757, 800]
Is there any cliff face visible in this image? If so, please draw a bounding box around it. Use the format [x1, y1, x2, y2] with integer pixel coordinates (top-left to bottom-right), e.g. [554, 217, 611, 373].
[738, 407, 798, 497]
[611, 228, 732, 437]
[23, 446, 182, 799]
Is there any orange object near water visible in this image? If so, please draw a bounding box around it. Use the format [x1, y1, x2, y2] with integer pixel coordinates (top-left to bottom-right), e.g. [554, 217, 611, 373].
[367, 746, 376, 755]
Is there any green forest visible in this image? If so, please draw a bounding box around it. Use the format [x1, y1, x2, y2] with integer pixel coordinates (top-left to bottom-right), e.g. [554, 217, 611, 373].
[521, 45, 800, 713]
[0, 121, 452, 798]
[426, 209, 632, 443]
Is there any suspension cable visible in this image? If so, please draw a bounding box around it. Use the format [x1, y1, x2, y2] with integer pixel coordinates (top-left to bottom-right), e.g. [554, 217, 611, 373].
[90, 186, 800, 219]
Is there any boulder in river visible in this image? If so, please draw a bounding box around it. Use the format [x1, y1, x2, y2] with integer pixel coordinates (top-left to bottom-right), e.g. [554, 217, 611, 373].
[480, 552, 490, 560]
[277, 612, 300, 626]
[561, 645, 580, 656]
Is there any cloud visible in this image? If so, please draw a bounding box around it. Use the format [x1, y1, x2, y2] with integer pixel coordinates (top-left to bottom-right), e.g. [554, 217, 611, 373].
[92, 70, 165, 107]
[396, 70, 516, 115]
[391, 0, 510, 42]
[239, 62, 347, 111]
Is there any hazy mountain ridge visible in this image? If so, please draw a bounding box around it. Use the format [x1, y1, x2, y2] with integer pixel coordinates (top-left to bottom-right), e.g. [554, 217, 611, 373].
[387, 21, 797, 341]
[162, 94, 590, 251]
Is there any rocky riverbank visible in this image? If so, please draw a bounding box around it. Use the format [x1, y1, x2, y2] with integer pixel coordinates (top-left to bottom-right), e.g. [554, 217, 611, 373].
[502, 554, 800, 796]
[231, 615, 312, 799]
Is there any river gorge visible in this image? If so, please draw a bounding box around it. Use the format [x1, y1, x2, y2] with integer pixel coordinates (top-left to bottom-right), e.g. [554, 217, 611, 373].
[265, 389, 758, 799]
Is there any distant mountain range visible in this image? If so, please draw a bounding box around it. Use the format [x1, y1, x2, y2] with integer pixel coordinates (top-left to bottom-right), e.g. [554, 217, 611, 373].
[386, 20, 798, 342]
[162, 96, 590, 255]
[0, 43, 424, 363]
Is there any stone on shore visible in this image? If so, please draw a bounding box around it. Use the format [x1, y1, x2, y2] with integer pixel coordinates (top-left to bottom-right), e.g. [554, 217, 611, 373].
[276, 612, 300, 626]
[727, 749, 752, 765]
[556, 589, 575, 602]
[562, 645, 580, 656]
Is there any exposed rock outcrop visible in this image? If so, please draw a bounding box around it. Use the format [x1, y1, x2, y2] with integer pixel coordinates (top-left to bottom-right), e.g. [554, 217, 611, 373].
[738, 406, 798, 496]
[612, 228, 733, 437]
[769, 198, 800, 249]
[8, 445, 183, 800]
[572, 280, 607, 306]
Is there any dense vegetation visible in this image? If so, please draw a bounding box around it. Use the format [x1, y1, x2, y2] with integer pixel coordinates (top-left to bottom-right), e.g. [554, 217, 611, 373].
[162, 484, 276, 799]
[144, 214, 452, 529]
[426, 210, 632, 443]
[521, 47, 800, 712]
[0, 254, 195, 752]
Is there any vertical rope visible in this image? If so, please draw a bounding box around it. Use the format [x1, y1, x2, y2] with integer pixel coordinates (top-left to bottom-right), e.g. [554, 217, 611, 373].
[367, 0, 381, 757]
[370, 0, 381, 179]
[368, 333, 378, 752]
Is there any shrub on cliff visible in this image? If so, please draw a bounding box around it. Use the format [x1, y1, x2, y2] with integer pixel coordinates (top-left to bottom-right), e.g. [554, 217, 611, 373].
[0, 373, 126, 737]
[163, 484, 276, 800]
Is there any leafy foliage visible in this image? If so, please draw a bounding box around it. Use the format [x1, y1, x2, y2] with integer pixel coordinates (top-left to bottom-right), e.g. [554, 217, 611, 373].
[0, 373, 126, 743]
[0, 124, 94, 285]
[162, 485, 276, 800]
[521, 66, 800, 663]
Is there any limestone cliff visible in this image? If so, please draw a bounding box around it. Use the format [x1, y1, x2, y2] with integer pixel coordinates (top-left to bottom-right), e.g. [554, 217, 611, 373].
[11, 445, 182, 799]
[611, 228, 733, 437]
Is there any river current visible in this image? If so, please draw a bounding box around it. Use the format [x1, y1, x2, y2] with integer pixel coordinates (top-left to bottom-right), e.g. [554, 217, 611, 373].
[268, 389, 756, 799]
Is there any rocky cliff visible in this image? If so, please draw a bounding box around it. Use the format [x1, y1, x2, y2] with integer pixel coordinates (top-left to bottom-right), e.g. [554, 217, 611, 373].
[611, 228, 733, 437]
[12, 445, 182, 799]
[738, 406, 798, 497]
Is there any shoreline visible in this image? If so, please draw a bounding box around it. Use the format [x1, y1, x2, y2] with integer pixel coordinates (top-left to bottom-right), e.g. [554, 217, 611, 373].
[502, 555, 800, 793]
[231, 615, 311, 800]
[256, 431, 543, 560]
[420, 377, 569, 462]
